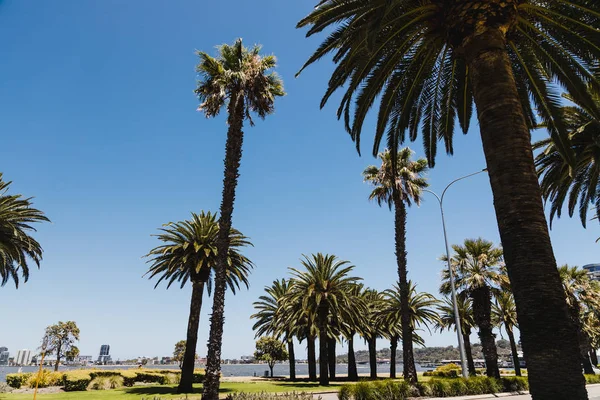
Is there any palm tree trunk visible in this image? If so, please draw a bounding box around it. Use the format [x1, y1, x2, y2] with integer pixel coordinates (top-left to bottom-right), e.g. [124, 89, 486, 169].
[463, 326, 477, 376]
[590, 350, 598, 367]
[347, 335, 358, 381]
[318, 305, 329, 385]
[178, 281, 205, 393]
[368, 336, 377, 379]
[307, 335, 317, 382]
[465, 27, 587, 399]
[390, 336, 398, 379]
[54, 344, 61, 372]
[327, 337, 336, 381]
[287, 339, 296, 381]
[202, 93, 246, 400]
[506, 326, 521, 377]
[471, 287, 499, 378]
[393, 190, 417, 384]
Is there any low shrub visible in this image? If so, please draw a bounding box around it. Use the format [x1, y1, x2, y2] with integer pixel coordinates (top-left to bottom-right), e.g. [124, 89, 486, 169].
[339, 376, 527, 399]
[121, 370, 138, 387]
[423, 363, 461, 378]
[585, 374, 600, 384]
[134, 371, 167, 384]
[501, 376, 529, 392]
[108, 375, 124, 389]
[88, 377, 109, 390]
[193, 368, 205, 383]
[6, 373, 32, 389]
[25, 370, 64, 388]
[64, 371, 91, 392]
[225, 393, 321, 400]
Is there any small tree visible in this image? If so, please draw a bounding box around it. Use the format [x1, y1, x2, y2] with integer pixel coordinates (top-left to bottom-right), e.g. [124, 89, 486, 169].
[65, 346, 80, 363]
[173, 340, 187, 369]
[254, 336, 288, 378]
[44, 321, 80, 371]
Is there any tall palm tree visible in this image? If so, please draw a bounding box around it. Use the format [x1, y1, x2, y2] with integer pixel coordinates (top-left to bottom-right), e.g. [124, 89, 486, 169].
[251, 279, 297, 380]
[360, 288, 385, 380]
[196, 39, 284, 400]
[0, 173, 49, 288]
[288, 253, 361, 385]
[441, 238, 506, 378]
[535, 89, 600, 228]
[363, 147, 427, 383]
[144, 211, 253, 393]
[492, 291, 522, 376]
[339, 283, 367, 381]
[559, 265, 599, 375]
[377, 281, 439, 378]
[435, 296, 477, 376]
[297, 2, 598, 397]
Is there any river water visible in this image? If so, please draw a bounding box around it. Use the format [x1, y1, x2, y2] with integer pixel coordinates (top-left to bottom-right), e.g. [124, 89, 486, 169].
[1, 363, 426, 382]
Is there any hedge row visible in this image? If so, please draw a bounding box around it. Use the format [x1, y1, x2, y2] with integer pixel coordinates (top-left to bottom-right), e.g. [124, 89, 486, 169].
[6, 368, 205, 392]
[586, 374, 600, 385]
[339, 376, 529, 399]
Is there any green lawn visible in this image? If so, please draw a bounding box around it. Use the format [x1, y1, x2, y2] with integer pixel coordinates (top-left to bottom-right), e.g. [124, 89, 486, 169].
[0, 381, 340, 400]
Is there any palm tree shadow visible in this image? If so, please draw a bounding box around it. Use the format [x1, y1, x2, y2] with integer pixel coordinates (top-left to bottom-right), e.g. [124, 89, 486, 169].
[123, 385, 234, 396]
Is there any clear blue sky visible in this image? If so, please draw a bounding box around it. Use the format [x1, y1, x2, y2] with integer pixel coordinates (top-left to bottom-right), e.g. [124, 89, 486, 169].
[0, 0, 597, 361]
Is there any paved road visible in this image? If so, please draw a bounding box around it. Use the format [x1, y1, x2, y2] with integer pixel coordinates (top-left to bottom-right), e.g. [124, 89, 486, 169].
[315, 384, 600, 400]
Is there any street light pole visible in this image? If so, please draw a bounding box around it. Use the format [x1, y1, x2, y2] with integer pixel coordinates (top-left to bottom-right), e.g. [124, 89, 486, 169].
[424, 168, 487, 379]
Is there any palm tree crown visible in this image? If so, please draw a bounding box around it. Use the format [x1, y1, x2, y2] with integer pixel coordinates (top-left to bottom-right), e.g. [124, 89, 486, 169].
[251, 279, 293, 339]
[379, 281, 440, 336]
[297, 0, 599, 164]
[195, 39, 285, 123]
[144, 211, 253, 292]
[363, 148, 428, 208]
[535, 89, 600, 228]
[0, 173, 50, 288]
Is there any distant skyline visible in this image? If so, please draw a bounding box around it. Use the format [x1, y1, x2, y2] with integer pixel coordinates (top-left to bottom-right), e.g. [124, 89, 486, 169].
[0, 0, 598, 361]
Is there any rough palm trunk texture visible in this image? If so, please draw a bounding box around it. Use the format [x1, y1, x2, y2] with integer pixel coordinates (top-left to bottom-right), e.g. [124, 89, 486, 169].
[307, 336, 317, 382]
[327, 337, 336, 380]
[390, 337, 398, 379]
[393, 189, 417, 384]
[368, 337, 377, 379]
[287, 339, 296, 381]
[506, 326, 521, 377]
[318, 305, 329, 385]
[202, 94, 245, 400]
[54, 344, 61, 372]
[472, 286, 500, 378]
[463, 326, 477, 376]
[178, 282, 205, 393]
[465, 28, 587, 399]
[347, 336, 358, 380]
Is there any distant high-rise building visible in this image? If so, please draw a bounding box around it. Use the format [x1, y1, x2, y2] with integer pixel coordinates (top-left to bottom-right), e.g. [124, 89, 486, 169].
[15, 349, 32, 366]
[0, 347, 9, 365]
[97, 345, 112, 364]
[583, 264, 600, 281]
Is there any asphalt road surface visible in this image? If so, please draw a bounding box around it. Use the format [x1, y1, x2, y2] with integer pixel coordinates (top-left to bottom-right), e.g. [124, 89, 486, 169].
[315, 384, 600, 400]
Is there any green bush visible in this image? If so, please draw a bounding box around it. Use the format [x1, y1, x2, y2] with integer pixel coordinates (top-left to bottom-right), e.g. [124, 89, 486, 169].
[501, 376, 529, 392]
[193, 368, 205, 383]
[64, 371, 91, 392]
[88, 377, 109, 390]
[423, 363, 461, 378]
[134, 371, 167, 384]
[6, 373, 33, 389]
[225, 393, 322, 400]
[25, 370, 64, 388]
[585, 374, 600, 384]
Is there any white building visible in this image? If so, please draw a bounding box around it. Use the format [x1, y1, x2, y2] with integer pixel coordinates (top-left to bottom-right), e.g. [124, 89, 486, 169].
[15, 349, 32, 366]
